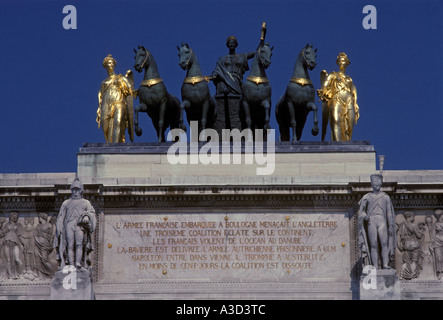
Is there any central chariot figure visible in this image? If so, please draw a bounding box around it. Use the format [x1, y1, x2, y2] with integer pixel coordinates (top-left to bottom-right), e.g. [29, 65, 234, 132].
[211, 23, 266, 136]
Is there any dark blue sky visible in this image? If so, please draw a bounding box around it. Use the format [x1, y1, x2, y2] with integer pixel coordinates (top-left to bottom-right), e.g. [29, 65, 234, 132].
[0, 0, 441, 173]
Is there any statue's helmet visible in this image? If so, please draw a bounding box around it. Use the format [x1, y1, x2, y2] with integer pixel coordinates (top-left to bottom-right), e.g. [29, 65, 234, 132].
[226, 35, 238, 47]
[370, 174, 383, 183]
[70, 177, 84, 192]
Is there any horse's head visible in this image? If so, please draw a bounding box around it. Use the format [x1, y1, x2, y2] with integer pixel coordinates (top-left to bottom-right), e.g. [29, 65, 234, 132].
[133, 45, 150, 73]
[177, 43, 194, 70]
[302, 44, 318, 70]
[257, 43, 273, 69]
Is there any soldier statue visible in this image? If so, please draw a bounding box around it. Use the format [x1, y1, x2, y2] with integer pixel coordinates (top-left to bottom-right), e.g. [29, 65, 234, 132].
[358, 174, 396, 269]
[53, 177, 96, 270]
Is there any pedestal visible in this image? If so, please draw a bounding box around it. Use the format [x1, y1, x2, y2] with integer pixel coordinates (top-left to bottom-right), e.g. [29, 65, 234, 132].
[50, 268, 95, 300]
[360, 268, 401, 300]
[77, 141, 376, 185]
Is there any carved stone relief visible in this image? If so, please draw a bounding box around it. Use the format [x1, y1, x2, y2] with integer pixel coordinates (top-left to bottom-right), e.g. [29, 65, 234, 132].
[0, 212, 58, 281]
[395, 209, 443, 280]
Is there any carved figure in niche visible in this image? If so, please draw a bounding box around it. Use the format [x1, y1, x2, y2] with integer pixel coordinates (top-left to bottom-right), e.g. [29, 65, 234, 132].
[358, 174, 396, 269]
[397, 211, 425, 280]
[0, 217, 7, 280]
[54, 178, 96, 270]
[0, 212, 25, 279]
[48, 215, 58, 266]
[22, 216, 38, 281]
[34, 213, 56, 278]
[419, 214, 435, 276]
[428, 209, 443, 280]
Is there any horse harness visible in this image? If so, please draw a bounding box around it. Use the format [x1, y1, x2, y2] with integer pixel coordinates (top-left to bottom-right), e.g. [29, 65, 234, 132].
[290, 77, 312, 86]
[246, 45, 270, 85]
[183, 76, 211, 85]
[246, 76, 269, 85]
[290, 47, 314, 86]
[141, 78, 163, 87]
[138, 47, 164, 88]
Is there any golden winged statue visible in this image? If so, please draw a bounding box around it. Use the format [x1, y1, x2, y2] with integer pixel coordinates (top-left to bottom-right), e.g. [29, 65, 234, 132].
[317, 52, 359, 141]
[97, 54, 135, 143]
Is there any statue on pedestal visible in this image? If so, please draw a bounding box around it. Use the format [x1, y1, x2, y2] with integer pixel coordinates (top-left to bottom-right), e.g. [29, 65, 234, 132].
[317, 52, 359, 141]
[97, 54, 135, 143]
[358, 174, 396, 269]
[53, 178, 96, 270]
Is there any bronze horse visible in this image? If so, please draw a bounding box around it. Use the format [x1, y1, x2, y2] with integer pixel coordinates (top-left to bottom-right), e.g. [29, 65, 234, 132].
[133, 45, 183, 142]
[241, 43, 273, 135]
[177, 43, 216, 135]
[275, 44, 319, 141]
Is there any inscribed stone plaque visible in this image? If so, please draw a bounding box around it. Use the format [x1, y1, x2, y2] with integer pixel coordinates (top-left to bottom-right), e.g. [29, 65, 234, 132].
[102, 213, 350, 281]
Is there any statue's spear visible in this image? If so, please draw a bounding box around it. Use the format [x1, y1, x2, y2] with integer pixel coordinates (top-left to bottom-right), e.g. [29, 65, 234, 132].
[260, 22, 267, 42]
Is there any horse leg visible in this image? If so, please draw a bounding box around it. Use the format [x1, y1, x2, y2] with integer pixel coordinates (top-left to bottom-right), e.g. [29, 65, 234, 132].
[241, 98, 253, 142]
[179, 99, 190, 131]
[262, 99, 271, 130]
[199, 99, 213, 141]
[286, 100, 297, 142]
[321, 103, 329, 142]
[201, 99, 210, 132]
[295, 111, 308, 141]
[134, 103, 147, 137]
[307, 101, 319, 136]
[261, 99, 271, 141]
[157, 98, 167, 142]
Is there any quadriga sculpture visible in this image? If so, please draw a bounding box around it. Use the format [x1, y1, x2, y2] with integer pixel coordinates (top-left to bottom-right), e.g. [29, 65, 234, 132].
[275, 44, 319, 141]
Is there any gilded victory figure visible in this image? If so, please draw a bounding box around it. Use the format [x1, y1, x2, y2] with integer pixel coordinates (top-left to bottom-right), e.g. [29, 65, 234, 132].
[97, 54, 135, 143]
[317, 52, 359, 141]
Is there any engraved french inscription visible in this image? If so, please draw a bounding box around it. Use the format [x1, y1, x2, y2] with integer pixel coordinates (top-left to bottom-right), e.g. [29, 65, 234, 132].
[103, 213, 350, 281]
